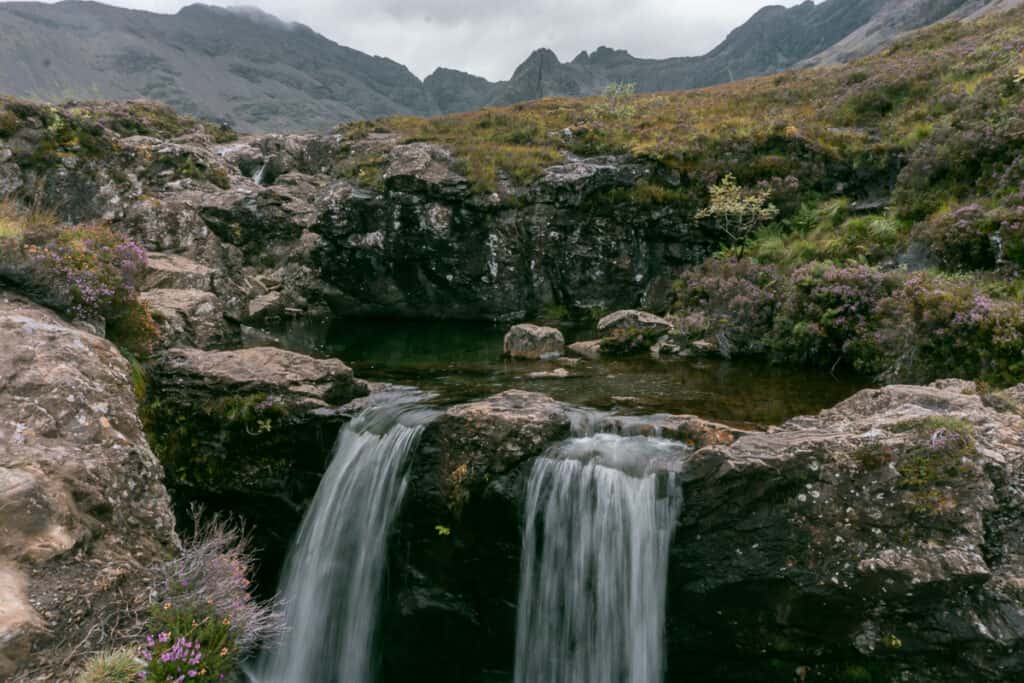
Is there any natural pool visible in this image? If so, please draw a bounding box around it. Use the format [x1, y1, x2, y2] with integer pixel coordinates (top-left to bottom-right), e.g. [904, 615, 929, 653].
[268, 317, 871, 428]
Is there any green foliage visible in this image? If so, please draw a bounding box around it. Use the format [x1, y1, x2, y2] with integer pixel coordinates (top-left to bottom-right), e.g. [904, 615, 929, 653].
[74, 648, 143, 683]
[588, 82, 639, 120]
[0, 110, 19, 138]
[696, 174, 779, 253]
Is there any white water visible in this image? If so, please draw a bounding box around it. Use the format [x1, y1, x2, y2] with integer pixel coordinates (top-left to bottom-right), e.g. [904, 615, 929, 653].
[252, 162, 267, 185]
[514, 433, 686, 683]
[251, 400, 434, 683]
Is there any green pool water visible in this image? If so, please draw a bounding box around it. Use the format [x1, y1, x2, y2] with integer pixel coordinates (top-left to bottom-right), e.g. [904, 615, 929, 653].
[268, 317, 871, 429]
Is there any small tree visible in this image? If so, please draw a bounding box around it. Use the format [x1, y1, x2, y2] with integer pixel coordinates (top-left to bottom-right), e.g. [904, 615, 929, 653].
[589, 82, 638, 120]
[696, 174, 779, 254]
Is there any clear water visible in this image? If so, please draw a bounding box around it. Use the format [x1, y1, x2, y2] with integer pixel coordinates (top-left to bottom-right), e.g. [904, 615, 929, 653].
[515, 434, 687, 683]
[269, 317, 871, 428]
[250, 395, 437, 683]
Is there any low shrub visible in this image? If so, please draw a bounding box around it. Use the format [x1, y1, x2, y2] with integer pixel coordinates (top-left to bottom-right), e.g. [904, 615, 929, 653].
[873, 274, 1024, 384]
[671, 257, 1024, 385]
[0, 203, 158, 355]
[770, 262, 900, 368]
[672, 257, 781, 357]
[139, 514, 284, 682]
[915, 203, 1000, 270]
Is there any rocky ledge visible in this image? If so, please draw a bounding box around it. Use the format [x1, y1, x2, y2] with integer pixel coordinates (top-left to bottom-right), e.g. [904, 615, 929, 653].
[0, 292, 178, 679]
[142, 345, 371, 589]
[380, 381, 1024, 682]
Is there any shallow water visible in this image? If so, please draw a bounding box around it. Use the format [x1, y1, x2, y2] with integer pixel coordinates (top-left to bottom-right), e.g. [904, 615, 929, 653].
[269, 317, 870, 428]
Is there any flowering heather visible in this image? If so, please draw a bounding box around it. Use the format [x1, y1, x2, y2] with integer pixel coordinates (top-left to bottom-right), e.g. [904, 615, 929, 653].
[141, 513, 284, 681]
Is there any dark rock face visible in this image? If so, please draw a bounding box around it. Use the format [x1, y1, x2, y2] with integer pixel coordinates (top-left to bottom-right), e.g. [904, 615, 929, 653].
[668, 380, 1024, 682]
[380, 382, 1024, 682]
[0, 292, 178, 679]
[383, 391, 573, 681]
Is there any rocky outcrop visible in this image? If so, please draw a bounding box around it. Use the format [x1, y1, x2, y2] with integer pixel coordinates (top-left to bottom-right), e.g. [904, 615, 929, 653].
[0, 292, 178, 679]
[142, 346, 370, 589]
[1, 100, 715, 323]
[379, 381, 1024, 682]
[668, 379, 1024, 682]
[502, 323, 565, 359]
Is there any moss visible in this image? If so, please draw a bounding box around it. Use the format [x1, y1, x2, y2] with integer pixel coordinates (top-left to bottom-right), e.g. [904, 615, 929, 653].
[141, 392, 293, 490]
[890, 416, 974, 437]
[0, 110, 19, 138]
[853, 443, 896, 470]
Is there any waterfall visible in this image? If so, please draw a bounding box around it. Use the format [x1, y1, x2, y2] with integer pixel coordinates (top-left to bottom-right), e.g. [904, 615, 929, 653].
[514, 433, 686, 683]
[252, 162, 267, 185]
[251, 398, 435, 683]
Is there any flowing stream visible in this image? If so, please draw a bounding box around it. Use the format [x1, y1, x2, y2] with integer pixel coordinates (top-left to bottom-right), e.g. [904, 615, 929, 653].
[252, 398, 435, 683]
[514, 432, 686, 683]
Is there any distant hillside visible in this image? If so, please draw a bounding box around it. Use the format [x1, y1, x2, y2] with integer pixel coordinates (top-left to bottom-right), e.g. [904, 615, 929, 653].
[0, 1, 437, 132]
[0, 0, 1020, 131]
[426, 0, 1020, 114]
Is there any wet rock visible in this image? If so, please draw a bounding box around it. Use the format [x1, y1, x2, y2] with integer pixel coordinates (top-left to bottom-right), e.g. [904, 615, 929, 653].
[526, 367, 570, 379]
[503, 323, 565, 359]
[384, 390, 573, 681]
[668, 380, 1024, 682]
[247, 290, 285, 323]
[142, 288, 237, 349]
[0, 292, 177, 678]
[568, 339, 602, 360]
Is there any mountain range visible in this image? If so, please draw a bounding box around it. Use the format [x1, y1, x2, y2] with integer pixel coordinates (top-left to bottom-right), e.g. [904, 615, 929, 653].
[0, 0, 1018, 132]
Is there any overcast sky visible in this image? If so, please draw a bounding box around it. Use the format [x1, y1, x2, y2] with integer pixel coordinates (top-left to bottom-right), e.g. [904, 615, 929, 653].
[62, 0, 806, 80]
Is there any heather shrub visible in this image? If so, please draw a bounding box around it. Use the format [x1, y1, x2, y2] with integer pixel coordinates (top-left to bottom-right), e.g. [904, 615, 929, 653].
[75, 648, 143, 683]
[873, 274, 1024, 384]
[672, 257, 781, 357]
[915, 203, 1000, 270]
[139, 515, 284, 681]
[769, 262, 900, 368]
[0, 204, 158, 355]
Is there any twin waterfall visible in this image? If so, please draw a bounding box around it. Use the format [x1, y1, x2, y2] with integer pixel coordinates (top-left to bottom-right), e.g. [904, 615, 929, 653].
[255, 406, 684, 683]
[252, 401, 434, 683]
[515, 434, 686, 683]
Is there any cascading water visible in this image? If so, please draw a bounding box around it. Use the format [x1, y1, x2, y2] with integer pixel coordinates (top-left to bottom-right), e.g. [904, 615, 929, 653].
[251, 397, 435, 683]
[514, 432, 686, 683]
[252, 162, 267, 185]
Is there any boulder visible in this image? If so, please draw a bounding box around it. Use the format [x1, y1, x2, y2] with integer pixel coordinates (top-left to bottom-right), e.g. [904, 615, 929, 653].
[383, 390, 573, 681]
[142, 288, 237, 349]
[597, 309, 672, 337]
[0, 292, 177, 678]
[503, 323, 565, 359]
[568, 339, 602, 360]
[152, 346, 367, 407]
